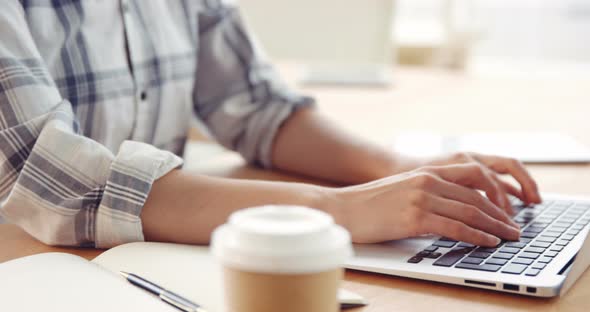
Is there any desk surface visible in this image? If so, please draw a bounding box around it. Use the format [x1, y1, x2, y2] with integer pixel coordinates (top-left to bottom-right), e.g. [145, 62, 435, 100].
[2, 66, 590, 311]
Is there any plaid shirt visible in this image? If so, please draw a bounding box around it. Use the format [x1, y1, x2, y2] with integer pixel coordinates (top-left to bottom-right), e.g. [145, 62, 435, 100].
[0, 0, 313, 247]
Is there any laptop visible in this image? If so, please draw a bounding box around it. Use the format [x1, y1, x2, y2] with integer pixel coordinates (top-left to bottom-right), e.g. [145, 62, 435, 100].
[346, 194, 590, 297]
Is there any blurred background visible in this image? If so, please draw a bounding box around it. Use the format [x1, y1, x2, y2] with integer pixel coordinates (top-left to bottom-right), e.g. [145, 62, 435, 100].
[240, 0, 590, 81]
[188, 0, 590, 183]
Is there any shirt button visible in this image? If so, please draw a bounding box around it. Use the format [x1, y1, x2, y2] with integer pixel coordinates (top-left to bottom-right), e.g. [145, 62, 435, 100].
[139, 91, 147, 101]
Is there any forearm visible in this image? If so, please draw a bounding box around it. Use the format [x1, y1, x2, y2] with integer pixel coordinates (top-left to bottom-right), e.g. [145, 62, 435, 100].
[271, 108, 415, 184]
[141, 170, 331, 245]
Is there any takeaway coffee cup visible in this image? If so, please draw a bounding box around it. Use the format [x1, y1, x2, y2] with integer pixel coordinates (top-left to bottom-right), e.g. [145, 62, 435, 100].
[211, 205, 352, 312]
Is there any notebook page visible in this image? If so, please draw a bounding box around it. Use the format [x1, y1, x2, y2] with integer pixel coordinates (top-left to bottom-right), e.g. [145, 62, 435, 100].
[0, 253, 176, 312]
[92, 242, 225, 311]
[92, 242, 367, 311]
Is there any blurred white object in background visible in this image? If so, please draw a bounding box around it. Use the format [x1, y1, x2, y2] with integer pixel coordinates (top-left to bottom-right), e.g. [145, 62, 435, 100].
[394, 131, 590, 163]
[239, 0, 395, 86]
[394, 0, 479, 69]
[469, 0, 590, 78]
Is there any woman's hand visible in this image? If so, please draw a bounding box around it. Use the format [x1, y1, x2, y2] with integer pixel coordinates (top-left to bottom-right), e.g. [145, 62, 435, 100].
[396, 152, 542, 215]
[324, 163, 524, 247]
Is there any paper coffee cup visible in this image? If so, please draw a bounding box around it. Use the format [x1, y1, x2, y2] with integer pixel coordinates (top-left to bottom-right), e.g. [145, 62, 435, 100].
[211, 206, 352, 312]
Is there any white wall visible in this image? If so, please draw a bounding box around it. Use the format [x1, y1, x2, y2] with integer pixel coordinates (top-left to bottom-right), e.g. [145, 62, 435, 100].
[472, 0, 590, 62]
[239, 0, 394, 66]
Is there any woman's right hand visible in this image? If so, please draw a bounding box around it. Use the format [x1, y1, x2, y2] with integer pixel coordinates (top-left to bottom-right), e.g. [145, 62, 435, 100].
[324, 164, 523, 247]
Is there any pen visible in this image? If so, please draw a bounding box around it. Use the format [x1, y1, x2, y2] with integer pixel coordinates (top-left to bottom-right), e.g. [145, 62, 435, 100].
[120, 271, 207, 312]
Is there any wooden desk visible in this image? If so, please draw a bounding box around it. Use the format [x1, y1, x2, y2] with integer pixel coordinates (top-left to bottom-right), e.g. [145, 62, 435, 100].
[1, 66, 590, 311]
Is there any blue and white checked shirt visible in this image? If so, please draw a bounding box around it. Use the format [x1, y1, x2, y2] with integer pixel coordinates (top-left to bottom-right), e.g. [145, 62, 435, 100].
[0, 0, 313, 247]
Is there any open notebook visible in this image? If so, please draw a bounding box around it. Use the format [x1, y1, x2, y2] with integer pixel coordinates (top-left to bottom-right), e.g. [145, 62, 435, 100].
[0, 242, 366, 311]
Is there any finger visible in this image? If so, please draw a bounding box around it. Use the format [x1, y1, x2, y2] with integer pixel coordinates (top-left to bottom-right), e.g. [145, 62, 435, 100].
[425, 194, 520, 241]
[420, 213, 501, 247]
[473, 155, 541, 204]
[483, 168, 514, 214]
[499, 179, 525, 202]
[428, 176, 520, 229]
[487, 172, 515, 215]
[425, 165, 518, 227]
[430, 164, 506, 208]
[433, 154, 514, 213]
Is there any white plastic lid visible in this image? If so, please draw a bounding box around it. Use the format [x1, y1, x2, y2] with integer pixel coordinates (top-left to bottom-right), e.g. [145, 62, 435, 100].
[211, 206, 352, 274]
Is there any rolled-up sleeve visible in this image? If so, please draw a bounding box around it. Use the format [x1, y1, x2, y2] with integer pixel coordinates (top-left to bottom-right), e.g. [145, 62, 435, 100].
[0, 2, 182, 248]
[193, 1, 315, 168]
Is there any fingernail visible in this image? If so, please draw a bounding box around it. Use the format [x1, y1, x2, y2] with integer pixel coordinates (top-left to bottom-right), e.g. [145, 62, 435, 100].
[490, 236, 501, 246]
[511, 226, 521, 238]
[509, 220, 520, 228]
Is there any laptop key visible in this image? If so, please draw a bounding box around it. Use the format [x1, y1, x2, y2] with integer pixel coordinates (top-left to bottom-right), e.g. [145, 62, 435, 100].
[546, 229, 565, 236]
[505, 242, 527, 249]
[499, 247, 520, 254]
[424, 252, 442, 259]
[417, 251, 432, 257]
[550, 245, 564, 252]
[530, 241, 551, 248]
[492, 252, 514, 260]
[432, 240, 457, 248]
[433, 240, 457, 248]
[555, 239, 569, 246]
[512, 257, 534, 265]
[537, 236, 557, 243]
[525, 268, 541, 276]
[538, 256, 553, 263]
[460, 257, 483, 265]
[524, 247, 545, 254]
[485, 258, 508, 266]
[470, 251, 492, 259]
[452, 247, 475, 254]
[562, 234, 576, 241]
[455, 263, 502, 272]
[408, 256, 423, 263]
[530, 222, 549, 228]
[458, 242, 475, 248]
[520, 232, 538, 239]
[542, 232, 561, 238]
[433, 251, 465, 267]
[475, 247, 497, 253]
[532, 262, 547, 270]
[519, 252, 540, 259]
[560, 217, 578, 222]
[524, 226, 544, 233]
[424, 246, 438, 252]
[501, 264, 528, 275]
[544, 251, 558, 258]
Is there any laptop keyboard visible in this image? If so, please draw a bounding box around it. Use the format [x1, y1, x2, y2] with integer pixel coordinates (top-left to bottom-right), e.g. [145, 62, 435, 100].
[407, 199, 590, 276]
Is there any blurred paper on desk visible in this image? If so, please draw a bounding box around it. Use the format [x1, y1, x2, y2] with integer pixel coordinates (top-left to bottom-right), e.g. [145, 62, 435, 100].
[394, 131, 590, 163]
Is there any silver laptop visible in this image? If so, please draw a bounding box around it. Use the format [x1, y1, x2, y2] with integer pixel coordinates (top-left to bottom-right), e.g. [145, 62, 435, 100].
[346, 194, 590, 297]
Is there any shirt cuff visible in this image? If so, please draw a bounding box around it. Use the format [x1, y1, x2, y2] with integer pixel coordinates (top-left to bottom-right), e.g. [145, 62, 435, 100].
[257, 95, 316, 169]
[94, 141, 183, 248]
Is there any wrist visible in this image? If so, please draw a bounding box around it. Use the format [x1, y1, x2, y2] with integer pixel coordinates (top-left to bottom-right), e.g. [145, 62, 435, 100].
[357, 150, 424, 181]
[313, 186, 351, 232]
